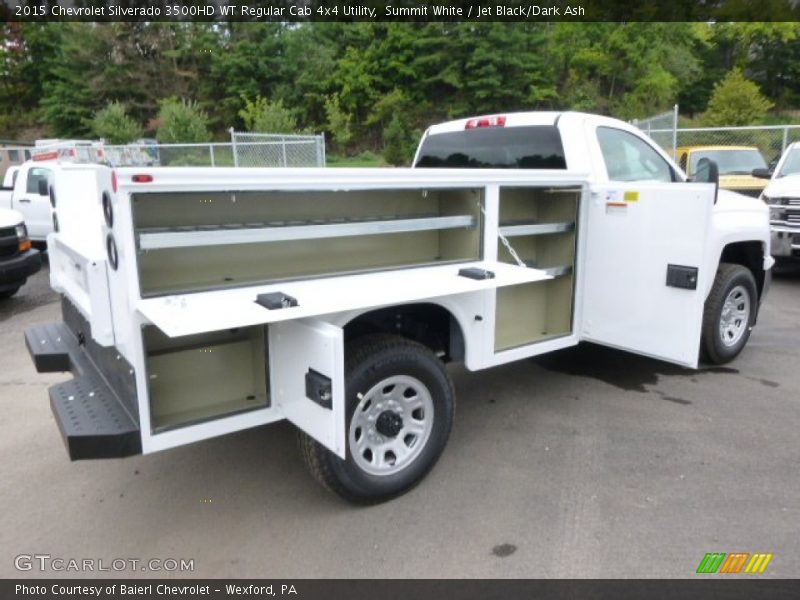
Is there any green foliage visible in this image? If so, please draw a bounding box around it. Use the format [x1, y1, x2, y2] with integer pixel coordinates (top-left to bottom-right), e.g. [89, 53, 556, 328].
[155, 97, 211, 143]
[238, 96, 297, 133]
[382, 114, 416, 166]
[702, 69, 774, 126]
[90, 102, 142, 143]
[6, 22, 800, 147]
[324, 93, 354, 147]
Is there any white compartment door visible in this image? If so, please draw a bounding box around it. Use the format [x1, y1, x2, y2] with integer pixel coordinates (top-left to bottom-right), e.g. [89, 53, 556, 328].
[581, 183, 714, 367]
[269, 318, 346, 457]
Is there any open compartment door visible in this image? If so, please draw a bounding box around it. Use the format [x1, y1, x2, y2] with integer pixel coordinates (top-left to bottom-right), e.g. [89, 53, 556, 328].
[581, 183, 714, 367]
[269, 318, 346, 458]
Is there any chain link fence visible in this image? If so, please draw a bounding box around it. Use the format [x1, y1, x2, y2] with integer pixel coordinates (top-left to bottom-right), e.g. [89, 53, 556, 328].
[645, 125, 800, 167]
[103, 131, 325, 168]
[229, 130, 325, 167]
[631, 106, 679, 159]
[633, 106, 800, 167]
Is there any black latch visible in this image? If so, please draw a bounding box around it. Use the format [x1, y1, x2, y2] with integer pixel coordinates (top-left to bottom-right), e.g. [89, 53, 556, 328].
[666, 264, 698, 290]
[458, 267, 495, 280]
[305, 369, 332, 410]
[256, 292, 298, 310]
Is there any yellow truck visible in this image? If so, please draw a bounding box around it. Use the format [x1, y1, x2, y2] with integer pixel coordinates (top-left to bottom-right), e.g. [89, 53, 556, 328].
[677, 146, 769, 198]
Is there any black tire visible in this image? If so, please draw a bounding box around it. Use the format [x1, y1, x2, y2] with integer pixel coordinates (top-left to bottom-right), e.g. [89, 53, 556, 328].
[701, 263, 758, 364]
[298, 334, 455, 504]
[0, 286, 21, 299]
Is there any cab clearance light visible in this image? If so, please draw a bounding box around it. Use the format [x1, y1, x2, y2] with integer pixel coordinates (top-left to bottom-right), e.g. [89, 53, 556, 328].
[465, 115, 506, 129]
[131, 174, 153, 183]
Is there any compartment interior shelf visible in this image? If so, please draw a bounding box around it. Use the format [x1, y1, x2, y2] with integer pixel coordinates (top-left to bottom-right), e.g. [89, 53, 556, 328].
[498, 221, 575, 237]
[138, 260, 552, 338]
[138, 214, 477, 250]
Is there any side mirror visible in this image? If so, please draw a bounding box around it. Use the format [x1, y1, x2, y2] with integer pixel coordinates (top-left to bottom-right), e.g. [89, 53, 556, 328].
[37, 179, 48, 196]
[692, 158, 719, 203]
[751, 167, 772, 180]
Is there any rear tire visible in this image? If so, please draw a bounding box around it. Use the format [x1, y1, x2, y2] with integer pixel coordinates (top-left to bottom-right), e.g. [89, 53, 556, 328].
[298, 334, 455, 504]
[701, 263, 757, 364]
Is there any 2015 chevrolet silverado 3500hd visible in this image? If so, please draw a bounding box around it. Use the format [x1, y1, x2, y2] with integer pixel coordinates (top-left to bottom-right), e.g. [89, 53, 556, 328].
[24, 112, 772, 503]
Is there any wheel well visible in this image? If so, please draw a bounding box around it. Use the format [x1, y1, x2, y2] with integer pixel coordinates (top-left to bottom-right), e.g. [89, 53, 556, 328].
[344, 303, 465, 363]
[719, 241, 765, 298]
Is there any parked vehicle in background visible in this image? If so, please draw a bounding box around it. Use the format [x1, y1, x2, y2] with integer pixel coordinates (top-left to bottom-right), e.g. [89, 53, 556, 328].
[0, 208, 41, 298]
[756, 141, 800, 262]
[0, 142, 107, 244]
[677, 145, 769, 198]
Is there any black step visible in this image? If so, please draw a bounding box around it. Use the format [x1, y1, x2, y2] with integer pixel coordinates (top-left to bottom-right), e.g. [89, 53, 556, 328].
[49, 377, 141, 460]
[25, 322, 76, 373]
[25, 320, 141, 460]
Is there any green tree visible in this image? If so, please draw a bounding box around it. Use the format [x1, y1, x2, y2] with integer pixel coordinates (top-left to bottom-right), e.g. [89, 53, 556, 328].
[702, 68, 774, 126]
[155, 97, 211, 143]
[238, 96, 297, 133]
[382, 114, 416, 166]
[90, 102, 142, 143]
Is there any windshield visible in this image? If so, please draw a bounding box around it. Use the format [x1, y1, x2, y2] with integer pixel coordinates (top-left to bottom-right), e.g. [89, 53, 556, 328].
[690, 149, 766, 176]
[414, 125, 567, 169]
[778, 147, 800, 177]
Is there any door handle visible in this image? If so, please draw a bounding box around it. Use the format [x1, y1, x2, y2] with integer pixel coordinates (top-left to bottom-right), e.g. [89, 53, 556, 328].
[17, 198, 31, 203]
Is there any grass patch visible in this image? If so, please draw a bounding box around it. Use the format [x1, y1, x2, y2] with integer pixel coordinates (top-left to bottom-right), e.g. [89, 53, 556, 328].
[326, 151, 388, 168]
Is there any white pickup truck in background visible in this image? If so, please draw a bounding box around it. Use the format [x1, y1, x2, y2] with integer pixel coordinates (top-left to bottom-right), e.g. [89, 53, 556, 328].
[24, 112, 772, 503]
[0, 142, 105, 243]
[757, 140, 800, 262]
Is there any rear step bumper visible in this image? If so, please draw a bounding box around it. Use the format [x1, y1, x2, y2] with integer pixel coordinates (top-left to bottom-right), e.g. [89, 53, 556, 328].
[25, 322, 141, 460]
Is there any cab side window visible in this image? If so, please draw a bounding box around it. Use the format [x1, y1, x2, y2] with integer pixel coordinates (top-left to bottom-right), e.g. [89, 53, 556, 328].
[26, 167, 50, 195]
[597, 127, 674, 183]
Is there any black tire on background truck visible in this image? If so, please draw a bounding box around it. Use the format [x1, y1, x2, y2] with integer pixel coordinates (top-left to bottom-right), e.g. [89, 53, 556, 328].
[298, 334, 455, 504]
[0, 286, 21, 299]
[701, 263, 758, 364]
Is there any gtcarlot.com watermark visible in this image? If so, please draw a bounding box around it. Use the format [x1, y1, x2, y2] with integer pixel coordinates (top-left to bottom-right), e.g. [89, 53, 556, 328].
[14, 554, 194, 573]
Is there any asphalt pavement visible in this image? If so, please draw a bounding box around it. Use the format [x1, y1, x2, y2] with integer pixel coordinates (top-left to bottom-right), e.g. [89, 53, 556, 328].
[1, 261, 798, 578]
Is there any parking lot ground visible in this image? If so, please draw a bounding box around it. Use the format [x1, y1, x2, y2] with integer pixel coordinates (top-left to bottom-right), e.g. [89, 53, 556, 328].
[1, 262, 799, 578]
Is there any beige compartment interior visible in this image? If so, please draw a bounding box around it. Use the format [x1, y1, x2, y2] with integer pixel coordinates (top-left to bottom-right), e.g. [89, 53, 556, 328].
[144, 325, 268, 432]
[495, 187, 579, 351]
[133, 188, 482, 297]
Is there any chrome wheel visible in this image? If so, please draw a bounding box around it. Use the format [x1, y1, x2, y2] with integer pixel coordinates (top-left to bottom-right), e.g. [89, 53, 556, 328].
[719, 285, 751, 348]
[349, 375, 434, 477]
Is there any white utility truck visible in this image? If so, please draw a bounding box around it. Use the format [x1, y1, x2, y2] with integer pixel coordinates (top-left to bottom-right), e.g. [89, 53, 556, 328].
[25, 112, 772, 503]
[0, 142, 106, 243]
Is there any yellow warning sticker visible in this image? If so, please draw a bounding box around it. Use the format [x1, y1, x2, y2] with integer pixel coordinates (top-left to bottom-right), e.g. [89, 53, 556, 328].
[624, 191, 639, 202]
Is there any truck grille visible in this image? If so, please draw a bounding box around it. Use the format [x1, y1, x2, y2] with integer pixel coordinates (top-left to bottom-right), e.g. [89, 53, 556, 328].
[0, 226, 19, 259]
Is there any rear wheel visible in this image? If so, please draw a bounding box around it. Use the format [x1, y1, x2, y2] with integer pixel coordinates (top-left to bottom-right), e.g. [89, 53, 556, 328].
[701, 263, 757, 364]
[298, 334, 455, 504]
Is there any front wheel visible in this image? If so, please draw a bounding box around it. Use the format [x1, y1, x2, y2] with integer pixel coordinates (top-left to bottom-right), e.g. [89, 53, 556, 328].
[701, 263, 758, 364]
[298, 334, 455, 504]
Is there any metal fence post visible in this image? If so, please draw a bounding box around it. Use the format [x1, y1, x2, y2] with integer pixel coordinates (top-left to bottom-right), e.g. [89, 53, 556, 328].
[782, 127, 789, 153]
[209, 144, 215, 167]
[230, 127, 239, 167]
[672, 104, 679, 159]
[281, 136, 288, 167]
